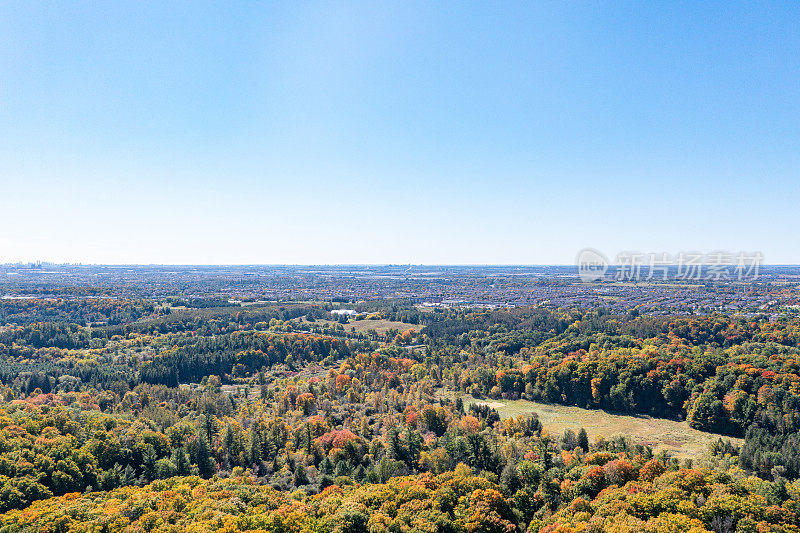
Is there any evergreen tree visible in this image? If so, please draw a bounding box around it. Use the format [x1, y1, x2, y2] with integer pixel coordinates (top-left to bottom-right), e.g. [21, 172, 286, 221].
[143, 447, 157, 482]
[173, 447, 191, 476]
[365, 466, 379, 484]
[247, 429, 261, 465]
[577, 428, 589, 452]
[335, 460, 351, 477]
[200, 414, 216, 445]
[320, 456, 334, 475]
[122, 464, 137, 487]
[293, 463, 309, 487]
[405, 426, 422, 466]
[500, 462, 521, 495]
[386, 426, 401, 461]
[196, 432, 216, 477]
[352, 464, 366, 482]
[222, 423, 236, 467]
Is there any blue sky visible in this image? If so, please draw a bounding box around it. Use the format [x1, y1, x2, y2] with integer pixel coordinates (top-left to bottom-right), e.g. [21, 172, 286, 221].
[1, 2, 798, 264]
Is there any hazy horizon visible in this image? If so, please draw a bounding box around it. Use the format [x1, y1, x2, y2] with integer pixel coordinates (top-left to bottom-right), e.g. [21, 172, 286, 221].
[3, 261, 798, 267]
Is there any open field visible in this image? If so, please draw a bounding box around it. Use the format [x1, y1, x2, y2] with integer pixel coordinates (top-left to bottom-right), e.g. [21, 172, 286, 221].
[298, 317, 418, 334]
[458, 395, 742, 460]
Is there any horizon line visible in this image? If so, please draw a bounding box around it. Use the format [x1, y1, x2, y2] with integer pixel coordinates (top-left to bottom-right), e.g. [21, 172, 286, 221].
[2, 262, 799, 268]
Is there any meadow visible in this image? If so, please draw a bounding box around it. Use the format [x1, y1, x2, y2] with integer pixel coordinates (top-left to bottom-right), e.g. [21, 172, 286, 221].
[298, 316, 417, 334]
[462, 395, 742, 460]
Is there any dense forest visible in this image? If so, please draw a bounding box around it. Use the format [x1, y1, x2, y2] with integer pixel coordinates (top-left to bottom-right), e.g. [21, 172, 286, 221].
[0, 297, 799, 532]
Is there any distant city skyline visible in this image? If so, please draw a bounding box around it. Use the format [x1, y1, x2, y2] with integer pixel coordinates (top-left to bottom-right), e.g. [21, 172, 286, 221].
[2, 2, 798, 264]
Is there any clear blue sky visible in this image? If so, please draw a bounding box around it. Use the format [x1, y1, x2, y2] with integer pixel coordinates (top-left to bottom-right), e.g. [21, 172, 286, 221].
[1, 2, 798, 264]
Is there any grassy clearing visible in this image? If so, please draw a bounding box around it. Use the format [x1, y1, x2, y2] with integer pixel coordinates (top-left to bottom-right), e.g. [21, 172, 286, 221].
[348, 318, 419, 334]
[298, 317, 419, 334]
[460, 395, 742, 460]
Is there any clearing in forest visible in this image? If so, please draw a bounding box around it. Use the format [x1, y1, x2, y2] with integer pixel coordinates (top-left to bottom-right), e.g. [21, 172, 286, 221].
[462, 395, 742, 460]
[298, 317, 418, 334]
